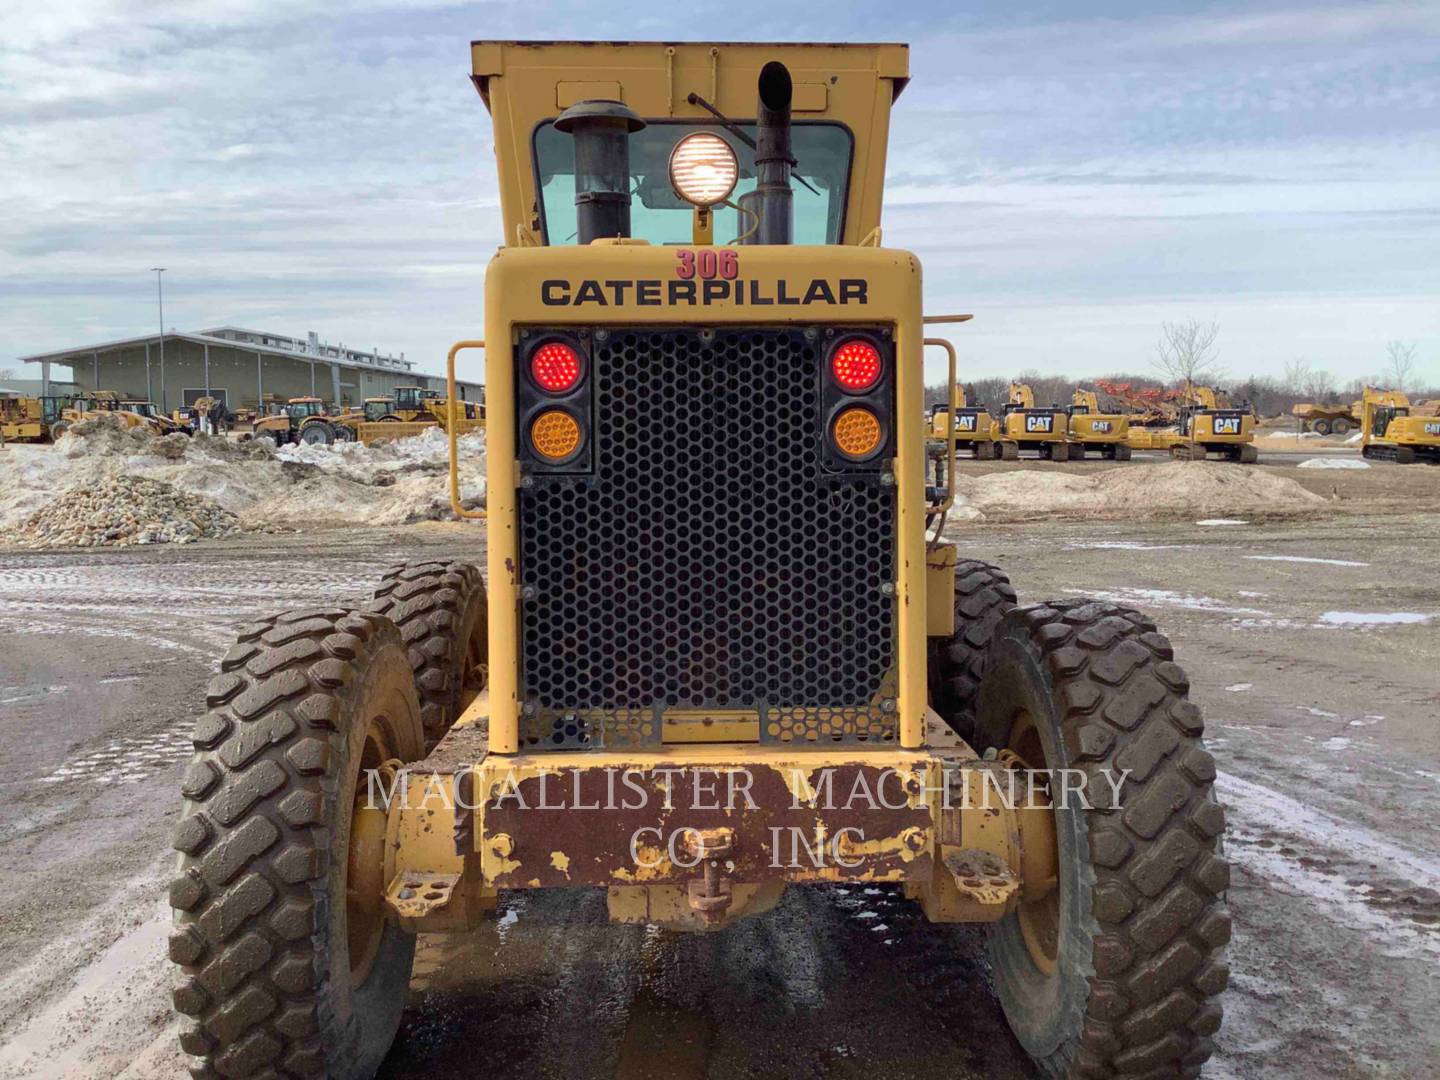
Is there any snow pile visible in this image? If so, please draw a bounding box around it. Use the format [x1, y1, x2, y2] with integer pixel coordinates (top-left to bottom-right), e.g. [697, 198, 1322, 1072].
[1298, 457, 1369, 470]
[0, 416, 487, 543]
[13, 475, 240, 548]
[953, 462, 1325, 523]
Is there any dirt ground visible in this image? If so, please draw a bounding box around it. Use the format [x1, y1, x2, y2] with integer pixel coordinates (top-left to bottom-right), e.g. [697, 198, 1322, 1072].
[0, 453, 1437, 1079]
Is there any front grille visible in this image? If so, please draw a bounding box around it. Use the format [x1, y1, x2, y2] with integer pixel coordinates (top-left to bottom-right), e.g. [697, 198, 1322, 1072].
[518, 327, 897, 749]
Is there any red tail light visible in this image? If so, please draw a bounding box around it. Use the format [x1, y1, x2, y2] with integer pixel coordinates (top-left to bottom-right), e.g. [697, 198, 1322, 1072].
[531, 342, 582, 393]
[831, 339, 882, 393]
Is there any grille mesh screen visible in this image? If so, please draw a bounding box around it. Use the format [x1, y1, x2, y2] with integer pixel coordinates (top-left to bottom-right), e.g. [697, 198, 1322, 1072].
[518, 327, 896, 749]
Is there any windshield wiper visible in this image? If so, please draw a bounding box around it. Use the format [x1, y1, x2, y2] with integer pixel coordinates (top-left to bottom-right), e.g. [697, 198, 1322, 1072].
[686, 92, 820, 197]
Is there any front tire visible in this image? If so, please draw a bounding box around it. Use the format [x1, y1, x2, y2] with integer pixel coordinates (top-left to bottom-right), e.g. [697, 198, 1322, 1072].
[368, 560, 488, 749]
[928, 560, 1017, 743]
[169, 609, 425, 1079]
[300, 422, 335, 446]
[974, 601, 1230, 1078]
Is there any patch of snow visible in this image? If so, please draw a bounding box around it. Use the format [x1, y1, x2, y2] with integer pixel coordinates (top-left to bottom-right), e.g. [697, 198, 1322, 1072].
[1196, 518, 1248, 526]
[1062, 540, 1188, 551]
[1225, 683, 1253, 692]
[1237, 590, 1267, 598]
[1063, 587, 1270, 617]
[1319, 611, 1432, 627]
[1346, 431, 1364, 443]
[1297, 457, 1369, 470]
[1322, 737, 1351, 752]
[1246, 555, 1369, 567]
[1296, 705, 1339, 718]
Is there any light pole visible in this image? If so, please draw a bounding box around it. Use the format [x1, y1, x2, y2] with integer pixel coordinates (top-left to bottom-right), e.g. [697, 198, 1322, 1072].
[151, 268, 166, 410]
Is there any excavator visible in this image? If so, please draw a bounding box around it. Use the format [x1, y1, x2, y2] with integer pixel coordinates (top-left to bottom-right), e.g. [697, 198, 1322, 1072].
[1360, 386, 1440, 464]
[998, 381, 1071, 460]
[1168, 383, 1258, 463]
[1066, 387, 1131, 459]
[926, 384, 1014, 460]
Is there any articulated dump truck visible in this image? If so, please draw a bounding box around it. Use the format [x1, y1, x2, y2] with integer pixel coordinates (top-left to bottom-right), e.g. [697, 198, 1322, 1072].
[169, 41, 1229, 1079]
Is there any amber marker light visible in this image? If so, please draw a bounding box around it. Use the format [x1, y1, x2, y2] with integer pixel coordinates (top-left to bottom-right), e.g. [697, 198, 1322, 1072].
[832, 407, 883, 460]
[530, 409, 582, 461]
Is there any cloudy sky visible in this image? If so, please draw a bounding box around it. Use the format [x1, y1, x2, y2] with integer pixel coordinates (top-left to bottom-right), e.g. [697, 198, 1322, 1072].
[2, 0, 1437, 388]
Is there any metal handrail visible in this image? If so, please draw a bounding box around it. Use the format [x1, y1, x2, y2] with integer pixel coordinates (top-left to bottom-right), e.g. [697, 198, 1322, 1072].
[446, 340, 486, 520]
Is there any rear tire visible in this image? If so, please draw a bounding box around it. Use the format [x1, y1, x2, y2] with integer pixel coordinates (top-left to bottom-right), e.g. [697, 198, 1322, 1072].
[974, 601, 1230, 1078]
[1311, 418, 1332, 435]
[928, 560, 1017, 743]
[49, 420, 70, 441]
[368, 560, 488, 749]
[169, 609, 424, 1080]
[1331, 418, 1350, 435]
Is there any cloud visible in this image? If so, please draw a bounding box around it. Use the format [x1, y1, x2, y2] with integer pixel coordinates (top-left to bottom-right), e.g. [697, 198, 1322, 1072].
[1, 0, 1437, 386]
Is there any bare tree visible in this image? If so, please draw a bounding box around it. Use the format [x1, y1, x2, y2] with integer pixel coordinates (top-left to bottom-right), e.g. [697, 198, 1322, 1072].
[1303, 369, 1336, 403]
[0, 368, 15, 383]
[1385, 340, 1417, 392]
[1154, 319, 1222, 388]
[1283, 357, 1311, 396]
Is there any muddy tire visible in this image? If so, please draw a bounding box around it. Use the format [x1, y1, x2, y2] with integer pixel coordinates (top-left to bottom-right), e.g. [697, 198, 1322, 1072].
[49, 420, 70, 441]
[367, 560, 488, 749]
[928, 560, 1018, 742]
[1331, 418, 1350, 435]
[300, 422, 334, 446]
[974, 600, 1230, 1078]
[169, 609, 425, 1080]
[1311, 418, 1332, 436]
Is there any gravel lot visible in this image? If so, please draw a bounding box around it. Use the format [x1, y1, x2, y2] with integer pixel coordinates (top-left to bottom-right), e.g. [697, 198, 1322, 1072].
[0, 456, 1437, 1079]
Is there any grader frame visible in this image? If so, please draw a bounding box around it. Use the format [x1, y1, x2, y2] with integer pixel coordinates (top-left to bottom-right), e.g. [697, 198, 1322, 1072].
[169, 39, 1229, 1080]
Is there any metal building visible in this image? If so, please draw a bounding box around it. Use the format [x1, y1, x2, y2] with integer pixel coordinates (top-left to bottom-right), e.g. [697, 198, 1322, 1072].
[17, 327, 483, 413]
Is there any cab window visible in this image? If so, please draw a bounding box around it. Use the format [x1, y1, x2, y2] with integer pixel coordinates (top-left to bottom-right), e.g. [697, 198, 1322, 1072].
[534, 121, 852, 246]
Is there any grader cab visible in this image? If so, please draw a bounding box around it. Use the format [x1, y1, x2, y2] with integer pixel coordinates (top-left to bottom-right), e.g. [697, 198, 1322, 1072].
[169, 40, 1228, 1080]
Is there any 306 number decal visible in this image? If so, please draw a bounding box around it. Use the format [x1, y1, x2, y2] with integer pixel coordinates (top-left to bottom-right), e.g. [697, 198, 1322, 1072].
[676, 248, 739, 280]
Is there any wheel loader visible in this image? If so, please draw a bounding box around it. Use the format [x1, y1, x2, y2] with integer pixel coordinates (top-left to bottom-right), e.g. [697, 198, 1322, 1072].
[169, 41, 1229, 1080]
[1066, 388, 1131, 460]
[999, 382, 1072, 460]
[1359, 385, 1440, 464]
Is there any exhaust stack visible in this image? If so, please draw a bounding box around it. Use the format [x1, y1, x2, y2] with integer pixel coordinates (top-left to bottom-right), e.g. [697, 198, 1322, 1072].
[747, 61, 795, 245]
[554, 100, 645, 244]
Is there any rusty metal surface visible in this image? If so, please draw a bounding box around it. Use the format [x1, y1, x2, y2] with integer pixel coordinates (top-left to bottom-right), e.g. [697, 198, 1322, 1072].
[479, 757, 933, 889]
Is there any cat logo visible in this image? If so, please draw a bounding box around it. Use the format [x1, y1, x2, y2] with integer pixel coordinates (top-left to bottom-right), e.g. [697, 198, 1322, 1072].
[1213, 416, 1241, 435]
[955, 414, 977, 432]
[1093, 420, 1112, 433]
[1025, 414, 1053, 434]
[1425, 422, 1440, 436]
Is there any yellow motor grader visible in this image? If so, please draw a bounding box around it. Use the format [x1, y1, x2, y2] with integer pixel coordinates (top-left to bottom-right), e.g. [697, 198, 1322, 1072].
[999, 381, 1072, 460]
[169, 41, 1229, 1080]
[1359, 386, 1440, 464]
[1066, 388, 1131, 460]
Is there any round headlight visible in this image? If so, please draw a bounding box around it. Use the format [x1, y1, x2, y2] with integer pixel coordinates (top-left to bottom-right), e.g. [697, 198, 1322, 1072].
[668, 132, 739, 208]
